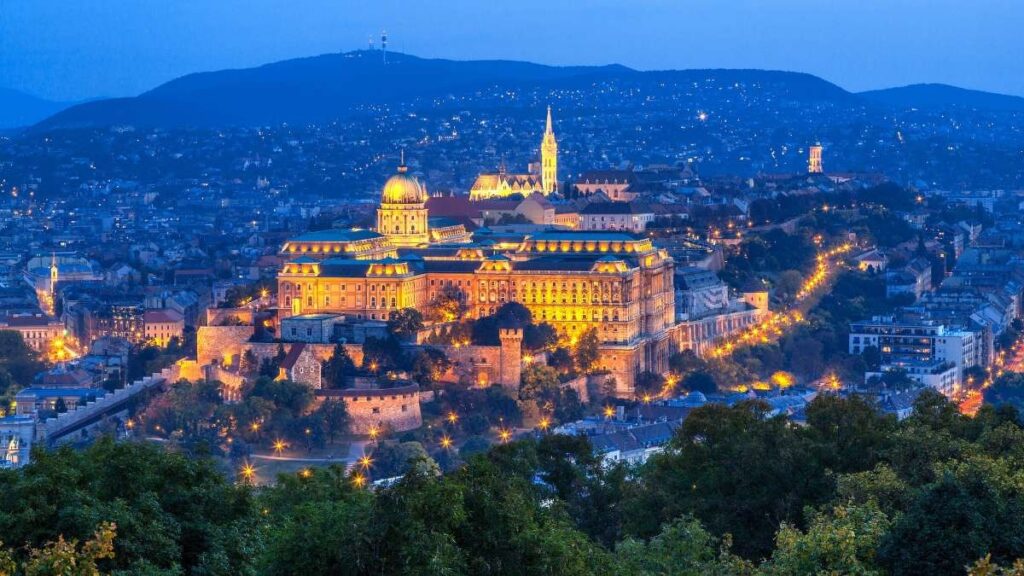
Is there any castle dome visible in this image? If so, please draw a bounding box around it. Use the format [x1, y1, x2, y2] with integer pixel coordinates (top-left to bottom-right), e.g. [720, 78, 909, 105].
[381, 163, 427, 204]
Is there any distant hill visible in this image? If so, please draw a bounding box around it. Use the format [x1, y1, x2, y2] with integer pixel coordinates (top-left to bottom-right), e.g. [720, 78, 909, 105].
[859, 83, 1024, 112]
[0, 87, 73, 129]
[33, 51, 858, 130]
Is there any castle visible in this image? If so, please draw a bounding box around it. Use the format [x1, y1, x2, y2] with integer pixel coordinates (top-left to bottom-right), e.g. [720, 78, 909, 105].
[276, 142, 683, 394]
[469, 107, 558, 200]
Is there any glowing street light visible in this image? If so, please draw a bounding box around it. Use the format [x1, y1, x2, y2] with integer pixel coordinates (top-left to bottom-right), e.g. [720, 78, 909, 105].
[239, 463, 256, 483]
[440, 435, 453, 449]
[352, 473, 366, 488]
[368, 426, 380, 441]
[359, 454, 373, 469]
[446, 411, 459, 425]
[498, 428, 512, 443]
[538, 417, 550, 432]
[273, 439, 286, 454]
[603, 405, 616, 419]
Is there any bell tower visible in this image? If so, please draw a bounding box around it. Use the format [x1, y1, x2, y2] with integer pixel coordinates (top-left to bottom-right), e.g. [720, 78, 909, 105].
[808, 144, 823, 174]
[540, 106, 558, 194]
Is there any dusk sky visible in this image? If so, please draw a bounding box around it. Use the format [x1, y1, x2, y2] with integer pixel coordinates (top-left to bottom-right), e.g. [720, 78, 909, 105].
[2, 0, 1022, 101]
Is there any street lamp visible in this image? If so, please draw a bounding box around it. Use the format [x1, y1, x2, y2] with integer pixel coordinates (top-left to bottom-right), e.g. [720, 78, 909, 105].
[440, 435, 453, 449]
[239, 463, 256, 484]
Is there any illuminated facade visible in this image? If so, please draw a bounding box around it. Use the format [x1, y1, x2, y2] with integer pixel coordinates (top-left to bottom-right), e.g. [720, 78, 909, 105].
[277, 169, 682, 393]
[540, 106, 558, 194]
[808, 144, 823, 174]
[470, 107, 558, 200]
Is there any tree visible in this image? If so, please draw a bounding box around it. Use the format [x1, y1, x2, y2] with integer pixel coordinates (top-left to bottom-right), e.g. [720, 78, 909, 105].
[775, 270, 804, 302]
[682, 371, 717, 394]
[574, 328, 600, 374]
[762, 503, 891, 576]
[410, 347, 450, 387]
[361, 335, 405, 374]
[523, 322, 558, 352]
[634, 371, 665, 396]
[0, 522, 117, 576]
[626, 402, 832, 558]
[386, 308, 424, 341]
[251, 377, 313, 416]
[519, 364, 560, 403]
[0, 331, 43, 389]
[424, 285, 468, 323]
[321, 343, 355, 389]
[615, 516, 749, 576]
[315, 399, 348, 444]
[239, 349, 259, 377]
[0, 440, 257, 574]
[548, 347, 575, 375]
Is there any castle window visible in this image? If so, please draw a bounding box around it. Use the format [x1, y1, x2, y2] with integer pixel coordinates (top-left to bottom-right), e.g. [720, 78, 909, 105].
[401, 405, 408, 412]
[372, 407, 381, 414]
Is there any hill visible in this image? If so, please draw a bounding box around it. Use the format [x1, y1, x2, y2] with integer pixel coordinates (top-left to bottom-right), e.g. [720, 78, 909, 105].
[0, 87, 73, 129]
[34, 51, 857, 130]
[859, 83, 1024, 112]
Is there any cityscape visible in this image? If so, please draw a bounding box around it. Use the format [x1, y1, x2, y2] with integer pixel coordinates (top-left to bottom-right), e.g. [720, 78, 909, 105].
[3, 3, 1024, 574]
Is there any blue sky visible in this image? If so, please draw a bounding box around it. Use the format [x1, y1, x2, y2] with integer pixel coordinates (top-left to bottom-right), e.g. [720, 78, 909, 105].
[1, 0, 1022, 101]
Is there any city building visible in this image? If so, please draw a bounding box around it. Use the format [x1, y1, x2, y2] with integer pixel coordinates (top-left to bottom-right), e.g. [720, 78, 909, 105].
[0, 314, 64, 353]
[849, 315, 988, 393]
[143, 309, 184, 347]
[579, 202, 654, 233]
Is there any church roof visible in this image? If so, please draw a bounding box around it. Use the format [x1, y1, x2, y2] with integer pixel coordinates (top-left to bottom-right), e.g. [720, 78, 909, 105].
[471, 173, 543, 192]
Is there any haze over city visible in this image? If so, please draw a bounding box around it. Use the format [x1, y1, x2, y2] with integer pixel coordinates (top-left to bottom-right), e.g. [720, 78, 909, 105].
[2, 0, 1024, 100]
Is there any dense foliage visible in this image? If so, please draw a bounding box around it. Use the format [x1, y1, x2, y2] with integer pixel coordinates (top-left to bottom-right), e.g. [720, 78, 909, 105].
[5, 392, 1024, 574]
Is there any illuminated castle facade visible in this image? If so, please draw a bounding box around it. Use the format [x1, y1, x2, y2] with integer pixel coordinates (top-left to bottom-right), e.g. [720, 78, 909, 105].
[470, 107, 558, 200]
[277, 163, 681, 394]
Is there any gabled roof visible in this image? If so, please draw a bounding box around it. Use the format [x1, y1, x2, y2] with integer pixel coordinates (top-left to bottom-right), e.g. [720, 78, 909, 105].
[280, 343, 307, 371]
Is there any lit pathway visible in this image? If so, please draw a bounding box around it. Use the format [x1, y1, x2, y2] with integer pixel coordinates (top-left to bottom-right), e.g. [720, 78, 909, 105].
[708, 242, 854, 360]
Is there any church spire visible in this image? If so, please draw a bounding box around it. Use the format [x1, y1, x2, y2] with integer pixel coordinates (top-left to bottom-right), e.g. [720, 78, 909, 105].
[540, 106, 558, 195]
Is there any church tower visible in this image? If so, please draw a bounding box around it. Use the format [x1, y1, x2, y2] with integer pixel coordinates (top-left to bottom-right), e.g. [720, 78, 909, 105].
[540, 106, 558, 194]
[376, 154, 430, 247]
[49, 253, 59, 298]
[808, 144, 823, 174]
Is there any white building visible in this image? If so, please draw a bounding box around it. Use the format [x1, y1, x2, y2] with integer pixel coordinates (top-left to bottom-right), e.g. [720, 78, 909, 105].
[579, 202, 654, 233]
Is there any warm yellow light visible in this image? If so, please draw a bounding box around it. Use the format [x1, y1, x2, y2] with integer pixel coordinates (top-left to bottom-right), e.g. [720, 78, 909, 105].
[240, 463, 256, 482]
[603, 405, 615, 419]
[498, 429, 512, 443]
[368, 426, 380, 440]
[250, 422, 260, 432]
[352, 474, 366, 488]
[446, 412, 458, 425]
[359, 455, 373, 469]
[538, 417, 550, 431]
[273, 440, 286, 454]
[440, 435, 453, 449]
